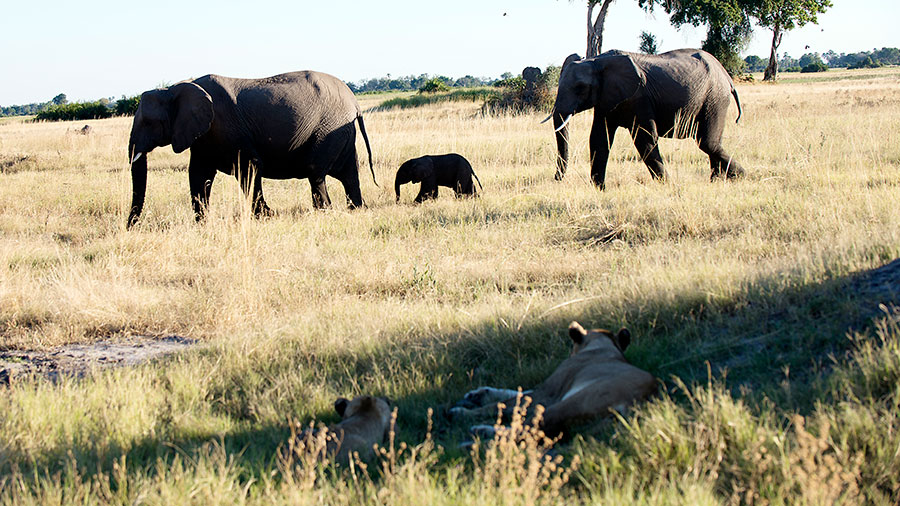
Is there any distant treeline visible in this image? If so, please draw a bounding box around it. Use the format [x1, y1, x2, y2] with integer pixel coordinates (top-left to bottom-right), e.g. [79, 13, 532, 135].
[346, 73, 506, 93]
[0, 94, 140, 119]
[4, 49, 898, 119]
[745, 47, 899, 73]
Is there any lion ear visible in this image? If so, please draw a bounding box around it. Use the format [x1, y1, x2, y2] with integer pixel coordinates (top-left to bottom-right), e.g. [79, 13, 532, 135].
[615, 328, 631, 352]
[568, 321, 588, 345]
[359, 396, 376, 412]
[334, 398, 349, 417]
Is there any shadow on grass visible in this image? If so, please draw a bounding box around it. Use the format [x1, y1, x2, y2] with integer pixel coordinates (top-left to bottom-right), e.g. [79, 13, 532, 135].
[5, 256, 899, 490]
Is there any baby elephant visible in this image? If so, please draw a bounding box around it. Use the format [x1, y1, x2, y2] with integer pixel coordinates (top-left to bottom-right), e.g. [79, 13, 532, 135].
[395, 153, 483, 203]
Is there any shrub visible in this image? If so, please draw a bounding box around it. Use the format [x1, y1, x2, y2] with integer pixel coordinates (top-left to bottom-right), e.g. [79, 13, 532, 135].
[114, 95, 141, 116]
[483, 65, 558, 115]
[377, 88, 499, 110]
[849, 56, 882, 69]
[492, 76, 525, 90]
[34, 102, 112, 122]
[800, 62, 828, 73]
[418, 78, 450, 94]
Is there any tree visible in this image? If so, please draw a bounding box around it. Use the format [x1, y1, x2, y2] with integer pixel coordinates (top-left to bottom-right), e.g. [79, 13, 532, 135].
[52, 93, 67, 105]
[750, 0, 831, 81]
[568, 0, 616, 57]
[638, 0, 753, 75]
[639, 31, 658, 54]
[744, 54, 767, 72]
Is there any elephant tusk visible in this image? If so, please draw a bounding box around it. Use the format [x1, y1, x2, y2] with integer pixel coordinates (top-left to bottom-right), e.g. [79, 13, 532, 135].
[554, 114, 573, 133]
[540, 113, 553, 124]
[131, 152, 143, 163]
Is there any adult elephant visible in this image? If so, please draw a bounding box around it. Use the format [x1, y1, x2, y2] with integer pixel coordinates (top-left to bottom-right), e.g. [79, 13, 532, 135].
[126, 71, 375, 228]
[547, 49, 744, 188]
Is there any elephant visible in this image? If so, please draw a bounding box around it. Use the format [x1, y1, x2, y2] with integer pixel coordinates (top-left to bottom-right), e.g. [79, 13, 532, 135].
[547, 48, 745, 188]
[126, 70, 375, 228]
[394, 153, 483, 203]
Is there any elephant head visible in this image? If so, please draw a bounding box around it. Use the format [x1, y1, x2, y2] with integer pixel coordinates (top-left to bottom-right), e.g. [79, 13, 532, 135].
[550, 52, 646, 179]
[394, 157, 433, 201]
[127, 82, 214, 228]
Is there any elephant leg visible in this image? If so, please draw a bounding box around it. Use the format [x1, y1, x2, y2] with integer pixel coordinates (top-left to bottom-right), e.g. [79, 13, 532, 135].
[189, 158, 216, 222]
[455, 173, 474, 197]
[553, 113, 571, 180]
[698, 123, 744, 180]
[631, 121, 667, 181]
[333, 155, 364, 209]
[414, 183, 437, 203]
[251, 173, 273, 216]
[589, 116, 617, 189]
[309, 176, 332, 209]
[236, 158, 272, 217]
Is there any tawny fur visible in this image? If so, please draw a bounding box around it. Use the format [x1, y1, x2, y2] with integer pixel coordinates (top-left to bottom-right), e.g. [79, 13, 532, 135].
[310, 395, 393, 464]
[451, 321, 656, 438]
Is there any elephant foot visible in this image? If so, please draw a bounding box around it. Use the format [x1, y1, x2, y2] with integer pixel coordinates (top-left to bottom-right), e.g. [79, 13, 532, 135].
[711, 165, 745, 181]
[554, 171, 566, 181]
[724, 165, 745, 179]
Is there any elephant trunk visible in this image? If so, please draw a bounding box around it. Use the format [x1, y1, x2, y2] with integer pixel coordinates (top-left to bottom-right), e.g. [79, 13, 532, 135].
[553, 110, 570, 180]
[127, 140, 147, 229]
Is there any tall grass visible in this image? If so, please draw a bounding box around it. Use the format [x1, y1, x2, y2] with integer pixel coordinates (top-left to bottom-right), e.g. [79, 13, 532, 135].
[0, 68, 899, 503]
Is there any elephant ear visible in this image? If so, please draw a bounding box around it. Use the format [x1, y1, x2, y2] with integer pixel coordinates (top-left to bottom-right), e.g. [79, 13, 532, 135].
[562, 53, 582, 72]
[594, 53, 647, 115]
[170, 82, 214, 154]
[414, 158, 435, 182]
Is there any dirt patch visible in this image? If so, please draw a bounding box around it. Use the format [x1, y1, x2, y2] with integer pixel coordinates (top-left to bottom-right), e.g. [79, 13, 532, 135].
[0, 336, 196, 385]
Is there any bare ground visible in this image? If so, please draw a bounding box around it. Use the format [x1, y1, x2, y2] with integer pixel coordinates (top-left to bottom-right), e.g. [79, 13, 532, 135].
[0, 336, 196, 385]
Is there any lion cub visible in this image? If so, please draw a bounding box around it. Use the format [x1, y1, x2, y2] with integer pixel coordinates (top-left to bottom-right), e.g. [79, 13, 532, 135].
[450, 321, 656, 438]
[304, 395, 394, 464]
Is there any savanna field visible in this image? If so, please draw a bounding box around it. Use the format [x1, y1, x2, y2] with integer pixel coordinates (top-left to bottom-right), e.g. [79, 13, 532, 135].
[1, 68, 899, 503]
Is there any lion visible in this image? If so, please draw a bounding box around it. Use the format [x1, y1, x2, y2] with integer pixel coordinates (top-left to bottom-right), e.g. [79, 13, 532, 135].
[300, 395, 394, 464]
[449, 321, 656, 439]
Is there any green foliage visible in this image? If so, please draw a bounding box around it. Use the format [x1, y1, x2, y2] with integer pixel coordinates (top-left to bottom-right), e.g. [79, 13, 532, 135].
[492, 76, 526, 90]
[639, 31, 659, 54]
[638, 0, 753, 75]
[418, 78, 451, 94]
[114, 95, 141, 116]
[849, 56, 883, 69]
[702, 19, 752, 75]
[824, 48, 899, 68]
[377, 88, 499, 110]
[348, 74, 496, 93]
[34, 101, 112, 122]
[751, 0, 832, 34]
[800, 61, 828, 73]
[484, 65, 558, 115]
[744, 54, 768, 72]
[51, 93, 68, 106]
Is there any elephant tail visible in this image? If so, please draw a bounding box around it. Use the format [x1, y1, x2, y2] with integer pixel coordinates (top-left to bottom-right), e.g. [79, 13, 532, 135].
[357, 114, 378, 187]
[731, 87, 742, 124]
[472, 168, 484, 192]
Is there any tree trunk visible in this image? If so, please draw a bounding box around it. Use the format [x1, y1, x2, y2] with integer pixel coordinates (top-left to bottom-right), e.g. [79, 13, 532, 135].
[586, 0, 614, 58]
[763, 24, 782, 81]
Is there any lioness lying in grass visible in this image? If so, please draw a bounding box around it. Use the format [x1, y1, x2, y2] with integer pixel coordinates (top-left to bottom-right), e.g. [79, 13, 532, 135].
[450, 321, 656, 439]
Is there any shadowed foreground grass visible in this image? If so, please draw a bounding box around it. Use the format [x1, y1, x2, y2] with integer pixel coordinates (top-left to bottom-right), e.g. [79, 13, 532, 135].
[1, 68, 899, 503]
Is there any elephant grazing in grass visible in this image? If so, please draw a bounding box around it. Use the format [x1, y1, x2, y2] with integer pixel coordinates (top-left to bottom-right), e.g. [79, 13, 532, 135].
[126, 71, 375, 228]
[547, 49, 745, 188]
[394, 154, 483, 203]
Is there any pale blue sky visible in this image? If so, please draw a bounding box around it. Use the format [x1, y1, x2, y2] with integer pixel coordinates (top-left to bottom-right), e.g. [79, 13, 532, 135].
[1, 0, 896, 105]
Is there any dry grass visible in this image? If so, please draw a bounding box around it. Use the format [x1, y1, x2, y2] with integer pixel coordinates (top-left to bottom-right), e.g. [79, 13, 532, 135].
[1, 67, 899, 503]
